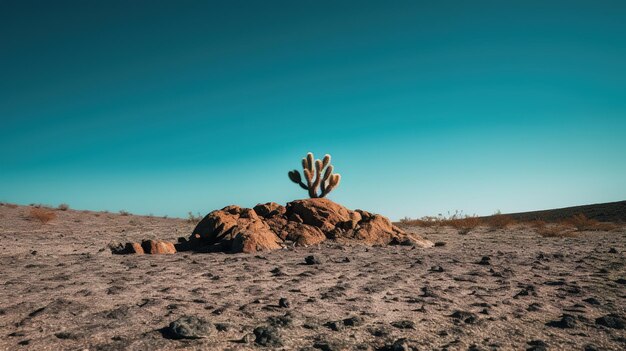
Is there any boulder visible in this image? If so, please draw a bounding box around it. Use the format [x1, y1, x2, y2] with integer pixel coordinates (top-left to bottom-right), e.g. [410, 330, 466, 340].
[285, 198, 353, 232]
[116, 198, 433, 254]
[188, 198, 432, 253]
[141, 240, 176, 254]
[126, 242, 145, 254]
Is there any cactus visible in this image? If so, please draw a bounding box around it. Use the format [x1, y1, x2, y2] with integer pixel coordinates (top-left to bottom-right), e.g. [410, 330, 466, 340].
[288, 152, 341, 198]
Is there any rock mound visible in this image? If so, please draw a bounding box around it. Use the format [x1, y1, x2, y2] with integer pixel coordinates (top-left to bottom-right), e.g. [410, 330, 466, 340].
[180, 198, 433, 253]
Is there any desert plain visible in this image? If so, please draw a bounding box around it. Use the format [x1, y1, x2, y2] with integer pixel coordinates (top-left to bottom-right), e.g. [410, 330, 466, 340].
[0, 202, 625, 351]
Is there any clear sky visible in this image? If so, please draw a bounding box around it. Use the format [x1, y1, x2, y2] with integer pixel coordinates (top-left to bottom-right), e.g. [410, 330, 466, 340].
[1, 1, 625, 220]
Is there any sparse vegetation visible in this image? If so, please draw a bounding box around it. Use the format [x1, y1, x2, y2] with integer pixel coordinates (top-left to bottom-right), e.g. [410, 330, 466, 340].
[529, 220, 576, 237]
[483, 212, 516, 231]
[29, 207, 57, 224]
[187, 211, 203, 224]
[57, 203, 70, 211]
[399, 210, 483, 234]
[119, 210, 130, 216]
[562, 213, 617, 231]
[399, 210, 623, 236]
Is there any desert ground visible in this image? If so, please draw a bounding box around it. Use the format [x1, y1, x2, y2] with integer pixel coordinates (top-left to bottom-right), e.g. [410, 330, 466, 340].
[0, 203, 625, 351]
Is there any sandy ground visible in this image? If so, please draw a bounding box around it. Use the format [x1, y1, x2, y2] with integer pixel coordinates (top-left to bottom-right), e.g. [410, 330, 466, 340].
[0, 204, 625, 351]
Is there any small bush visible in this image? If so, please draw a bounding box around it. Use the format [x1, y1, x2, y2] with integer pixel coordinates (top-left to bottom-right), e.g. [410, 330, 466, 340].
[57, 203, 70, 211]
[562, 214, 617, 231]
[484, 213, 516, 230]
[187, 211, 203, 224]
[29, 208, 56, 224]
[532, 221, 576, 237]
[119, 210, 130, 216]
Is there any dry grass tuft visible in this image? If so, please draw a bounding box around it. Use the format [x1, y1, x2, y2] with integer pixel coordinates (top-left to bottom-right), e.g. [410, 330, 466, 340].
[57, 203, 70, 211]
[29, 207, 57, 224]
[119, 210, 130, 216]
[530, 220, 576, 237]
[187, 212, 203, 224]
[399, 211, 482, 234]
[562, 214, 617, 231]
[483, 213, 517, 231]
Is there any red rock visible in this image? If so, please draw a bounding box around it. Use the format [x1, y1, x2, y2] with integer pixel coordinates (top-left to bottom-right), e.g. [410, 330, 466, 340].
[125, 242, 144, 254]
[253, 202, 286, 218]
[285, 198, 353, 232]
[141, 240, 176, 254]
[186, 198, 432, 253]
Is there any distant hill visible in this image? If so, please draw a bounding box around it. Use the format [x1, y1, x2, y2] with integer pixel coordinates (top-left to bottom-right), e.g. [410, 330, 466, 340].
[497, 200, 626, 223]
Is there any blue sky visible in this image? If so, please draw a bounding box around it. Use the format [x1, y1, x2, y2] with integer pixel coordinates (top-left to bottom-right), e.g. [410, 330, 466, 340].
[1, 1, 625, 220]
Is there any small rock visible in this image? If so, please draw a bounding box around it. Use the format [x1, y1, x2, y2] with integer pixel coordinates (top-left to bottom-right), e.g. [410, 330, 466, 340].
[430, 265, 444, 273]
[343, 316, 364, 327]
[305, 255, 322, 265]
[434, 241, 446, 247]
[450, 310, 478, 324]
[391, 320, 415, 329]
[382, 338, 410, 351]
[325, 320, 344, 331]
[526, 340, 547, 351]
[582, 297, 600, 305]
[477, 256, 491, 265]
[214, 323, 230, 332]
[608, 247, 618, 253]
[313, 340, 349, 351]
[279, 298, 290, 308]
[595, 314, 625, 329]
[545, 314, 577, 329]
[527, 303, 542, 312]
[165, 315, 212, 339]
[267, 313, 293, 327]
[253, 326, 282, 347]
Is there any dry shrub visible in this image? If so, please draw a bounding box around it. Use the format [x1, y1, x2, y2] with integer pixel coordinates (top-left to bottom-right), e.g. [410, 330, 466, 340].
[29, 208, 56, 224]
[119, 210, 130, 216]
[5, 203, 19, 209]
[448, 216, 482, 231]
[187, 211, 203, 224]
[399, 212, 482, 234]
[57, 203, 70, 211]
[562, 214, 617, 231]
[537, 224, 576, 237]
[484, 214, 516, 231]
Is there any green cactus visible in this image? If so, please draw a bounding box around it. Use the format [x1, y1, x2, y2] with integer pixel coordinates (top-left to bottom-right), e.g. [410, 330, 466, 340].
[288, 152, 341, 198]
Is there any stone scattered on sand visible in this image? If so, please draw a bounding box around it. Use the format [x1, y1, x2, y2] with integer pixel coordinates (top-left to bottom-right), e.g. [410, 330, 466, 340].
[165, 315, 212, 339]
[450, 310, 478, 324]
[305, 255, 322, 265]
[391, 320, 416, 329]
[477, 256, 491, 265]
[253, 326, 282, 347]
[546, 314, 577, 329]
[595, 314, 625, 329]
[278, 297, 290, 308]
[526, 340, 548, 351]
[343, 316, 364, 327]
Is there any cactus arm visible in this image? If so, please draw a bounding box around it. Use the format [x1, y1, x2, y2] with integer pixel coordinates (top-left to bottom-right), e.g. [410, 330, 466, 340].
[306, 153, 314, 173]
[322, 154, 331, 169]
[288, 170, 308, 190]
[310, 159, 323, 196]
